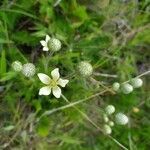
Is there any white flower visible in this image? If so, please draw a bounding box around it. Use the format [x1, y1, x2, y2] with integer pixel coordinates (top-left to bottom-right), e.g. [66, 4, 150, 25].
[130, 78, 143, 88]
[105, 105, 115, 115]
[38, 68, 69, 98]
[121, 83, 133, 94]
[78, 61, 93, 77]
[40, 35, 51, 51]
[22, 63, 36, 77]
[40, 35, 61, 52]
[103, 124, 112, 135]
[12, 61, 22, 72]
[112, 82, 120, 91]
[115, 113, 129, 125]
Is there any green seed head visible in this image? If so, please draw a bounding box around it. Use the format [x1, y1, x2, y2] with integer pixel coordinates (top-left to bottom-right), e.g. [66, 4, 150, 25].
[105, 105, 115, 115]
[112, 82, 120, 91]
[78, 61, 93, 77]
[131, 78, 143, 88]
[103, 124, 112, 134]
[115, 113, 128, 125]
[121, 83, 133, 94]
[48, 38, 61, 52]
[22, 63, 36, 77]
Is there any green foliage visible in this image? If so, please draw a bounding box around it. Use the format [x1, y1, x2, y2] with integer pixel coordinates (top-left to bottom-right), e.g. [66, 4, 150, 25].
[0, 50, 6, 76]
[37, 116, 51, 137]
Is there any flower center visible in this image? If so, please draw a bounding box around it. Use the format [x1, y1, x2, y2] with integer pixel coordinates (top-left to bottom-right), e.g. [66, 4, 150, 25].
[47, 41, 53, 50]
[50, 79, 57, 87]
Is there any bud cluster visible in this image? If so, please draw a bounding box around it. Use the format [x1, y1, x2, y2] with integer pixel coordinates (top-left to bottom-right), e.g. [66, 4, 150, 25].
[103, 105, 129, 135]
[103, 105, 115, 135]
[112, 77, 143, 94]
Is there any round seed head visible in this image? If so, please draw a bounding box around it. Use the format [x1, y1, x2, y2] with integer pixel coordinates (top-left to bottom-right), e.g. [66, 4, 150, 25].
[103, 124, 112, 135]
[121, 83, 133, 94]
[115, 113, 128, 125]
[112, 82, 120, 91]
[131, 78, 143, 88]
[78, 61, 93, 77]
[105, 105, 115, 115]
[12, 61, 22, 72]
[48, 38, 61, 52]
[22, 63, 36, 77]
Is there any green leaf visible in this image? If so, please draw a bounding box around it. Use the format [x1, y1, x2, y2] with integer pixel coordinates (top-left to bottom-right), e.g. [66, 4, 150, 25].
[130, 28, 150, 45]
[3, 125, 15, 131]
[57, 134, 82, 144]
[36, 117, 50, 137]
[0, 50, 6, 76]
[0, 72, 17, 82]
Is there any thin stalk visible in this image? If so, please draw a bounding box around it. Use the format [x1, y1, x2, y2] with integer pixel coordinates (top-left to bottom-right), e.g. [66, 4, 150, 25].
[123, 70, 150, 84]
[37, 89, 107, 121]
[38, 70, 150, 121]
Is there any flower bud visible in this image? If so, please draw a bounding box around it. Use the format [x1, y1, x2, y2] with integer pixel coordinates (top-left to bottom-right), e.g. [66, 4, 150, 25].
[130, 78, 143, 88]
[12, 61, 22, 72]
[115, 113, 128, 125]
[103, 114, 109, 123]
[48, 38, 61, 52]
[22, 63, 36, 77]
[105, 105, 115, 115]
[108, 121, 114, 127]
[78, 61, 93, 77]
[112, 82, 120, 91]
[121, 83, 133, 94]
[132, 107, 139, 113]
[103, 124, 112, 134]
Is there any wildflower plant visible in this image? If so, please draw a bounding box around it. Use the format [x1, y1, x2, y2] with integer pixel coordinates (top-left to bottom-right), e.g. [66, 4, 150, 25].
[40, 35, 61, 52]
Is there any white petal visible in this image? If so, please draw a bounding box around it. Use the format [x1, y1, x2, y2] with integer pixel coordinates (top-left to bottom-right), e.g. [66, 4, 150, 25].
[51, 68, 60, 81]
[37, 73, 51, 85]
[46, 35, 50, 42]
[39, 86, 51, 95]
[58, 78, 69, 87]
[43, 46, 49, 51]
[40, 40, 47, 47]
[52, 86, 61, 98]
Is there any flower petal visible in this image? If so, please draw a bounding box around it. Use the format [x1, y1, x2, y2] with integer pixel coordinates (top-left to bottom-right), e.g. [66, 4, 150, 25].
[40, 40, 47, 47]
[52, 86, 61, 98]
[46, 35, 50, 42]
[51, 68, 60, 80]
[58, 78, 69, 87]
[39, 86, 51, 95]
[38, 73, 51, 85]
[43, 46, 49, 51]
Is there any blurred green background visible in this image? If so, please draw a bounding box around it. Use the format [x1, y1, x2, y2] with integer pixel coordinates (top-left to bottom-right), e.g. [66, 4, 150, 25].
[0, 0, 150, 149]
